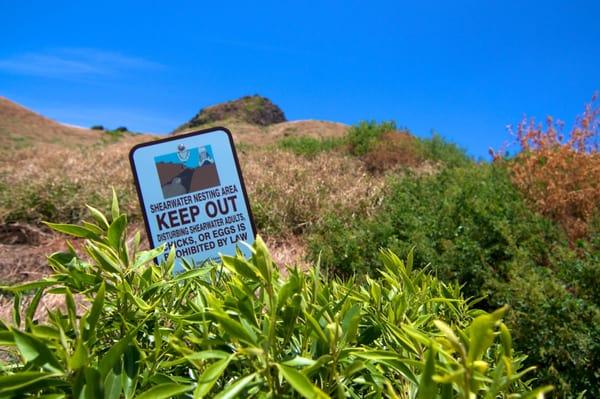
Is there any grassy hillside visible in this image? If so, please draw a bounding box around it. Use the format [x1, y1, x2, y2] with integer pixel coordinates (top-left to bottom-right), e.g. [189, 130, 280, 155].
[1, 97, 599, 396]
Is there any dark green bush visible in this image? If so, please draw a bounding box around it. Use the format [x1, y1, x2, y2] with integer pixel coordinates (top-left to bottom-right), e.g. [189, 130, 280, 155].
[0, 195, 548, 397]
[90, 125, 105, 130]
[309, 164, 600, 396]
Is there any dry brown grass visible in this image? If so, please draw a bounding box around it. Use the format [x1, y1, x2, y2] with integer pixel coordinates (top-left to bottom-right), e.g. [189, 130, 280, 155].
[493, 96, 600, 240]
[240, 148, 388, 237]
[0, 135, 150, 224]
[0, 96, 102, 148]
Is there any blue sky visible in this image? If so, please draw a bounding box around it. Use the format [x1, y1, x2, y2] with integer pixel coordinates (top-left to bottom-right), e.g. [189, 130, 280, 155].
[1, 1, 599, 158]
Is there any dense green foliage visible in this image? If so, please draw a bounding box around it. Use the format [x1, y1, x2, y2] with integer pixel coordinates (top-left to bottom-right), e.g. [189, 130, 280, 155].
[0, 196, 549, 398]
[309, 165, 600, 396]
[416, 134, 472, 168]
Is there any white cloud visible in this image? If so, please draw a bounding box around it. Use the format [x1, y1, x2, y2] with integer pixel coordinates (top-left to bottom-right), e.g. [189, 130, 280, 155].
[0, 48, 163, 79]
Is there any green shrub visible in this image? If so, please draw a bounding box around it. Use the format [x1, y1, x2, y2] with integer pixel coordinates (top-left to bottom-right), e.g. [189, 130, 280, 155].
[347, 120, 397, 156]
[417, 133, 472, 168]
[277, 136, 345, 158]
[0, 194, 549, 397]
[309, 164, 600, 396]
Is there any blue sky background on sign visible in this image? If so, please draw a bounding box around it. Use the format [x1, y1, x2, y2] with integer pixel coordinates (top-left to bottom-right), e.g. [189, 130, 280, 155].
[1, 1, 599, 157]
[130, 129, 255, 271]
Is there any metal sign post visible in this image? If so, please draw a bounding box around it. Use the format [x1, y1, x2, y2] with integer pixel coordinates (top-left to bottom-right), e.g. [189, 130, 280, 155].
[129, 127, 256, 271]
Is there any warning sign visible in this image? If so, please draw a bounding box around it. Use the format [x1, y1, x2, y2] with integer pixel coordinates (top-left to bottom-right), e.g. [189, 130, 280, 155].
[129, 127, 256, 271]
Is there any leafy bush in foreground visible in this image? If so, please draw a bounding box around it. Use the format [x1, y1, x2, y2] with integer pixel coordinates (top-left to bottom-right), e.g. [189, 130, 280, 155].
[309, 165, 600, 396]
[0, 195, 548, 398]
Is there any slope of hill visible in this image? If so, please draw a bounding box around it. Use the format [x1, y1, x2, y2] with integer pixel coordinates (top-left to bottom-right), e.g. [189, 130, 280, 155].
[174, 95, 349, 145]
[176, 119, 348, 146]
[1, 95, 598, 395]
[0, 96, 103, 148]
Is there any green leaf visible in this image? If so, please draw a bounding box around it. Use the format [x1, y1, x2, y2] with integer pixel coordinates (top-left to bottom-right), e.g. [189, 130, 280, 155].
[69, 339, 89, 370]
[213, 373, 256, 399]
[164, 245, 176, 274]
[0, 371, 62, 395]
[434, 320, 463, 353]
[171, 265, 213, 283]
[252, 235, 274, 283]
[25, 288, 45, 326]
[83, 367, 103, 399]
[133, 246, 166, 270]
[184, 350, 232, 361]
[108, 214, 127, 250]
[341, 303, 361, 344]
[282, 356, 317, 367]
[87, 242, 121, 274]
[86, 204, 110, 230]
[44, 222, 99, 239]
[221, 255, 259, 280]
[111, 188, 120, 221]
[304, 312, 328, 346]
[207, 311, 257, 345]
[104, 364, 123, 399]
[353, 351, 418, 385]
[499, 322, 512, 357]
[302, 355, 333, 377]
[65, 287, 77, 331]
[276, 364, 330, 399]
[417, 346, 437, 399]
[0, 329, 15, 345]
[194, 356, 233, 398]
[467, 307, 507, 363]
[99, 328, 139, 378]
[123, 344, 141, 383]
[12, 329, 63, 372]
[83, 282, 105, 342]
[0, 279, 57, 293]
[83, 221, 105, 236]
[13, 292, 21, 327]
[135, 383, 194, 399]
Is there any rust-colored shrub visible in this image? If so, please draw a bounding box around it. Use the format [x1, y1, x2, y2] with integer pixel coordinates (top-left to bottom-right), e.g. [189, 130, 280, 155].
[363, 131, 423, 172]
[495, 96, 600, 240]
